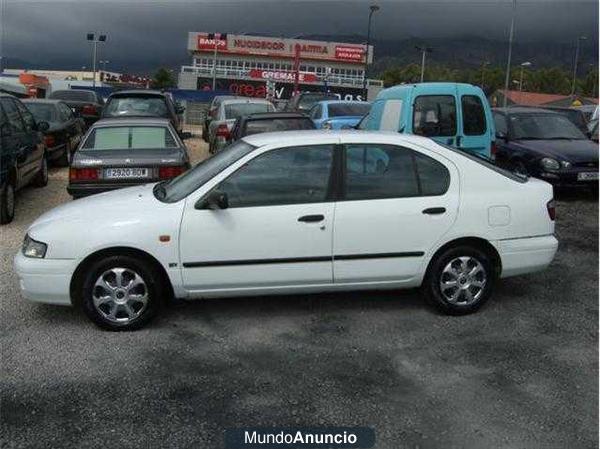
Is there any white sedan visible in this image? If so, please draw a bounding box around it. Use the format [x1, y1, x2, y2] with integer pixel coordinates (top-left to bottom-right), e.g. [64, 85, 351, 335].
[15, 131, 558, 330]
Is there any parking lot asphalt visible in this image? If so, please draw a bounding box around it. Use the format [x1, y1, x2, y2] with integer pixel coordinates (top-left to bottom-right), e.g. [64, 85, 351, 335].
[1, 134, 598, 449]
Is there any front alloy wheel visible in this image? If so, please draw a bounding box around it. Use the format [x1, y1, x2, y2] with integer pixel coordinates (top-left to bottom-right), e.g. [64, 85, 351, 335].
[82, 255, 162, 330]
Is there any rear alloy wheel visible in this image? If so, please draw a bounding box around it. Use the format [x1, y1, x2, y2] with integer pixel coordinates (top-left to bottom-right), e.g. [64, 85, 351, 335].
[423, 245, 495, 315]
[82, 255, 163, 331]
[0, 182, 16, 224]
[33, 153, 49, 187]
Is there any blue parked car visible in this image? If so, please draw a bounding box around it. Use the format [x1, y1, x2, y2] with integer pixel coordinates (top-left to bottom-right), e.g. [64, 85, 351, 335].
[308, 100, 371, 130]
[364, 82, 495, 159]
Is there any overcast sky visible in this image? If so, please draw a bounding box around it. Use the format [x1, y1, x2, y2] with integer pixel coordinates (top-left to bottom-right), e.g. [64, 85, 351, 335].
[1, 0, 598, 71]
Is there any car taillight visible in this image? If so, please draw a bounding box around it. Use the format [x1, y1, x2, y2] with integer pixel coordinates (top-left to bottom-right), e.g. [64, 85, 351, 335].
[216, 124, 230, 141]
[159, 166, 186, 179]
[547, 199, 556, 221]
[82, 104, 97, 115]
[490, 141, 497, 161]
[44, 135, 55, 148]
[69, 168, 99, 181]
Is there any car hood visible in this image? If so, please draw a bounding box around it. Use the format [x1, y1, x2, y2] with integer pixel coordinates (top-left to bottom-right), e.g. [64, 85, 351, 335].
[30, 184, 157, 231]
[72, 148, 186, 167]
[27, 184, 185, 259]
[512, 139, 598, 163]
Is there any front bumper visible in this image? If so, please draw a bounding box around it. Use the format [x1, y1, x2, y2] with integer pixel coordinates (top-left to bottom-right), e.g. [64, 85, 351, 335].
[495, 235, 558, 278]
[68, 181, 155, 198]
[14, 252, 77, 306]
[536, 168, 598, 187]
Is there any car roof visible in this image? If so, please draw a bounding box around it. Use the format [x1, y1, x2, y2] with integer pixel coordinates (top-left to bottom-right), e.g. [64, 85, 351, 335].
[108, 89, 166, 97]
[221, 98, 273, 106]
[493, 107, 560, 115]
[241, 112, 310, 120]
[92, 117, 172, 127]
[242, 129, 433, 147]
[22, 99, 63, 104]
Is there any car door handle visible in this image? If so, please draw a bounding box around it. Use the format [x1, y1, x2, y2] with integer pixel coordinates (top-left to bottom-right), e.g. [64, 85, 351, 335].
[422, 207, 446, 215]
[298, 214, 325, 223]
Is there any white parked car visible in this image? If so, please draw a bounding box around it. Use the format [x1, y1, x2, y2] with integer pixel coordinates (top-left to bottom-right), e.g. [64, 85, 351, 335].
[15, 131, 558, 330]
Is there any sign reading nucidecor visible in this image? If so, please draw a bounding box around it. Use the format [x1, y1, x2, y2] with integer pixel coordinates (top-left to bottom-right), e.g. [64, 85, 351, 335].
[224, 427, 375, 449]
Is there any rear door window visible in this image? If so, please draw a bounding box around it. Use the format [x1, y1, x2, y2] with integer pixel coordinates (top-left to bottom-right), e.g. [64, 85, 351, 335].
[413, 95, 457, 137]
[461, 95, 486, 135]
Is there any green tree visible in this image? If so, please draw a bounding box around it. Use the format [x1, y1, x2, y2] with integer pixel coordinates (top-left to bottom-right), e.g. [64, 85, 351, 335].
[151, 68, 176, 89]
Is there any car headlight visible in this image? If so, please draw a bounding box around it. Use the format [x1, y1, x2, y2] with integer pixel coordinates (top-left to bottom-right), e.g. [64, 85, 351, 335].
[322, 121, 332, 130]
[540, 157, 560, 171]
[22, 234, 47, 258]
[560, 160, 572, 169]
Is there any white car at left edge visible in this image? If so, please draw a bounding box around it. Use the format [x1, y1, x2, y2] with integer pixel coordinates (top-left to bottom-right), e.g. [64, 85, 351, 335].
[15, 130, 558, 331]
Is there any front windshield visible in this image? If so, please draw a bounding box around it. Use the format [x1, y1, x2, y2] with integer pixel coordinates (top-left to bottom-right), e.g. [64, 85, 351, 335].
[328, 103, 371, 117]
[25, 103, 56, 122]
[224, 102, 274, 119]
[104, 96, 168, 118]
[154, 140, 256, 203]
[510, 114, 587, 140]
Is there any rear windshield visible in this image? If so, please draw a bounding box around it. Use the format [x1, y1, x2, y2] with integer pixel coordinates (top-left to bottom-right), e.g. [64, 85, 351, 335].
[328, 103, 371, 117]
[298, 93, 338, 110]
[224, 102, 274, 119]
[24, 103, 55, 122]
[49, 90, 95, 102]
[244, 118, 314, 135]
[82, 126, 177, 150]
[104, 96, 168, 118]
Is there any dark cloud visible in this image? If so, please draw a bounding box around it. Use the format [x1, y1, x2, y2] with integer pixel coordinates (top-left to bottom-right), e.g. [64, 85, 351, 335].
[1, 0, 598, 72]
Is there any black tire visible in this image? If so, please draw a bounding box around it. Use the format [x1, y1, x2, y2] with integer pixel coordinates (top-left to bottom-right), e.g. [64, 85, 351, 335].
[58, 142, 71, 167]
[422, 245, 495, 315]
[81, 255, 164, 331]
[0, 181, 16, 224]
[33, 153, 48, 187]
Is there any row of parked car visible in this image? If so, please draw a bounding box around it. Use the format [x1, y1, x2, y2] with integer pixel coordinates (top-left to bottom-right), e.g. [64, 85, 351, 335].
[0, 89, 190, 223]
[9, 81, 597, 330]
[202, 84, 598, 194]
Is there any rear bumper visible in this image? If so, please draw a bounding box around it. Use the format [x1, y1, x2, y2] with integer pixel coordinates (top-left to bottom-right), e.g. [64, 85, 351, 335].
[14, 252, 76, 306]
[68, 181, 156, 198]
[496, 235, 558, 278]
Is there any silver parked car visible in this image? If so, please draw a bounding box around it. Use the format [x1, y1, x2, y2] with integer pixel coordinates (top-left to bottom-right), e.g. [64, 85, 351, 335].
[207, 98, 275, 153]
[67, 118, 190, 198]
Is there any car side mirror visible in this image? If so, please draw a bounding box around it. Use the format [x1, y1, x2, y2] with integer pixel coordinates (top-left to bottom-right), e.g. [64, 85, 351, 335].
[496, 131, 508, 141]
[37, 121, 50, 132]
[181, 131, 192, 140]
[195, 189, 229, 210]
[0, 122, 11, 138]
[175, 104, 185, 114]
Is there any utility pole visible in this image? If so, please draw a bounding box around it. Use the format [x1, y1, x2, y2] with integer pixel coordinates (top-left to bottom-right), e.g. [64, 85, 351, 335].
[503, 0, 517, 107]
[362, 4, 379, 101]
[416, 46, 433, 83]
[519, 61, 532, 92]
[480, 61, 490, 90]
[210, 32, 219, 91]
[571, 36, 587, 96]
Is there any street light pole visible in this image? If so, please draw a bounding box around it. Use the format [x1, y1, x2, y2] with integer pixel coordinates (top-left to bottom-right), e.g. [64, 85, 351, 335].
[571, 35, 587, 96]
[503, 0, 517, 107]
[519, 61, 532, 92]
[362, 4, 379, 101]
[480, 61, 490, 89]
[416, 46, 433, 83]
[87, 33, 106, 88]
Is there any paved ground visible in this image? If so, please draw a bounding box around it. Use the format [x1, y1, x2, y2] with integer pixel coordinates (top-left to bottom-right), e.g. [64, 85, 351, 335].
[1, 133, 598, 449]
